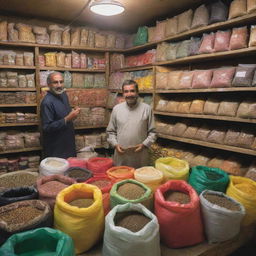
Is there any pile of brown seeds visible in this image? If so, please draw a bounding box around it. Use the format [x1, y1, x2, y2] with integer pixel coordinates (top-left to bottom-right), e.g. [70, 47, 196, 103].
[117, 183, 145, 200]
[0, 173, 37, 189]
[0, 206, 43, 225]
[90, 179, 111, 188]
[69, 198, 94, 208]
[115, 211, 151, 232]
[204, 194, 241, 211]
[67, 169, 87, 178]
[40, 181, 68, 194]
[164, 190, 190, 204]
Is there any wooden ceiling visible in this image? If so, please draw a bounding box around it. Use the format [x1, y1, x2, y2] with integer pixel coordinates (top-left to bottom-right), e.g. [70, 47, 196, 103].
[0, 0, 205, 32]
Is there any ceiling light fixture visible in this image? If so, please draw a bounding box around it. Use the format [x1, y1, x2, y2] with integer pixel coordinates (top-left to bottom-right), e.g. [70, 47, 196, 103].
[89, 0, 125, 16]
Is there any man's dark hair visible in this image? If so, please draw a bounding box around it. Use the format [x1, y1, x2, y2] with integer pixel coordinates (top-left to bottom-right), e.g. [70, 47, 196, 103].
[122, 80, 139, 92]
[47, 71, 63, 85]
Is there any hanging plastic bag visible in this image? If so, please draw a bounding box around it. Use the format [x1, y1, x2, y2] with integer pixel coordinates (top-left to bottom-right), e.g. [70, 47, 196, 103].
[103, 203, 161, 256]
[54, 183, 104, 254]
[133, 26, 148, 46]
[200, 190, 245, 243]
[154, 180, 204, 248]
[188, 165, 229, 195]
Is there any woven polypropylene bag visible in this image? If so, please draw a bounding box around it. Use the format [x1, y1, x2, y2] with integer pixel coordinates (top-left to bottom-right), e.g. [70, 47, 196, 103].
[106, 166, 134, 183]
[87, 157, 113, 177]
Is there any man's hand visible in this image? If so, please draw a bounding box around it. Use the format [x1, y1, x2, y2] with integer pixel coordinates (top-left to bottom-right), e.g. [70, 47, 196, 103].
[65, 107, 81, 122]
[115, 144, 125, 154]
[134, 144, 144, 152]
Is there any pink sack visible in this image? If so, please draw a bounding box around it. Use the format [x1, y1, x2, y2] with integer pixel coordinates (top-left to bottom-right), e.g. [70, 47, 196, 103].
[198, 33, 215, 54]
[192, 70, 213, 88]
[229, 26, 248, 50]
[214, 30, 231, 52]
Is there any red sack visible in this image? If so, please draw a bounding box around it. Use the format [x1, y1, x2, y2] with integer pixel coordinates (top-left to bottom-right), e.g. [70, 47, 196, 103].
[154, 180, 204, 248]
[67, 157, 87, 169]
[86, 176, 113, 215]
[87, 157, 113, 177]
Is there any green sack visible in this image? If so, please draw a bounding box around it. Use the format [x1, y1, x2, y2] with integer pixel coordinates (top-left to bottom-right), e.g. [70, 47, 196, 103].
[188, 165, 229, 195]
[0, 227, 75, 256]
[110, 179, 152, 210]
[133, 26, 148, 46]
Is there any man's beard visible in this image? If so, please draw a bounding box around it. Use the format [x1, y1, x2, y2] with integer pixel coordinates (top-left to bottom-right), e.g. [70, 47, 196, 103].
[50, 87, 65, 95]
[125, 96, 138, 106]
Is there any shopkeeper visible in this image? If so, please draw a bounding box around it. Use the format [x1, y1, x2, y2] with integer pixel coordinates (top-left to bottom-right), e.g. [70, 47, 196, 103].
[40, 72, 80, 159]
[106, 79, 156, 168]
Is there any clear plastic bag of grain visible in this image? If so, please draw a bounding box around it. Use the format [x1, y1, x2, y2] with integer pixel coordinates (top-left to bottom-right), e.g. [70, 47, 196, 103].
[72, 73, 84, 88]
[229, 26, 248, 50]
[64, 53, 71, 68]
[24, 132, 40, 148]
[176, 40, 190, 59]
[156, 42, 169, 62]
[217, 100, 240, 117]
[70, 27, 80, 46]
[207, 156, 225, 169]
[207, 129, 226, 144]
[44, 52, 56, 67]
[8, 23, 18, 42]
[38, 54, 45, 67]
[24, 52, 34, 66]
[16, 23, 35, 43]
[224, 129, 240, 146]
[3, 51, 16, 65]
[198, 33, 215, 54]
[56, 52, 65, 68]
[172, 122, 188, 137]
[50, 30, 62, 45]
[155, 99, 168, 111]
[188, 37, 201, 56]
[153, 20, 167, 41]
[232, 65, 256, 87]
[183, 125, 199, 139]
[177, 99, 192, 113]
[18, 75, 27, 88]
[249, 25, 256, 47]
[32, 26, 47, 35]
[80, 28, 89, 46]
[106, 33, 116, 48]
[220, 157, 244, 176]
[192, 69, 213, 88]
[0, 21, 7, 41]
[15, 53, 24, 66]
[214, 30, 231, 52]
[87, 30, 95, 48]
[194, 125, 211, 141]
[36, 33, 50, 44]
[179, 71, 194, 89]
[237, 101, 256, 118]
[177, 9, 193, 33]
[166, 100, 180, 112]
[71, 51, 80, 68]
[95, 32, 106, 48]
[247, 0, 256, 13]
[208, 0, 228, 24]
[210, 67, 236, 88]
[189, 99, 205, 114]
[94, 74, 106, 88]
[165, 16, 178, 37]
[84, 74, 94, 88]
[236, 129, 255, 148]
[167, 70, 183, 89]
[62, 28, 70, 46]
[166, 42, 178, 60]
[191, 4, 209, 29]
[147, 26, 155, 43]
[228, 0, 247, 19]
[115, 34, 126, 49]
[245, 161, 256, 181]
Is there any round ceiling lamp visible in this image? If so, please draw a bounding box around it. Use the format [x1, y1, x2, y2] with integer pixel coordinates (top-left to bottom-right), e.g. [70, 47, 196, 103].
[89, 0, 125, 16]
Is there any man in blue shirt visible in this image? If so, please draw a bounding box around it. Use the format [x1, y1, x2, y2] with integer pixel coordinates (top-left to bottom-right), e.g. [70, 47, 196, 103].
[40, 72, 80, 158]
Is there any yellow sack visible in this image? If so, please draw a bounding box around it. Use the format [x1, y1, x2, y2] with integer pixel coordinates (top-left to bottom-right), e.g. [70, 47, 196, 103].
[155, 157, 189, 182]
[226, 176, 256, 226]
[54, 183, 104, 254]
[134, 166, 163, 192]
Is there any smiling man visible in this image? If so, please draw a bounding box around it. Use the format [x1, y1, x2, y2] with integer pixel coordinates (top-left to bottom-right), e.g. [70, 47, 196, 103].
[106, 80, 156, 168]
[40, 72, 80, 158]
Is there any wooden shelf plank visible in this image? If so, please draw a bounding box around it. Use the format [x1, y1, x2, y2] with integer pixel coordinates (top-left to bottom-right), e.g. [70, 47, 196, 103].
[39, 67, 105, 72]
[154, 111, 256, 124]
[0, 104, 37, 107]
[0, 147, 41, 155]
[124, 12, 256, 53]
[158, 133, 256, 156]
[109, 89, 153, 93]
[0, 88, 36, 92]
[0, 122, 39, 127]
[0, 65, 36, 69]
[119, 64, 153, 72]
[154, 47, 256, 66]
[156, 87, 256, 93]
[74, 125, 107, 130]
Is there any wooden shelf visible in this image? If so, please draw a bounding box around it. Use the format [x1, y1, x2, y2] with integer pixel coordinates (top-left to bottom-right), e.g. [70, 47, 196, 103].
[109, 89, 153, 93]
[0, 65, 36, 69]
[156, 87, 256, 93]
[0, 122, 39, 127]
[74, 125, 107, 130]
[154, 111, 256, 124]
[0, 41, 123, 52]
[158, 133, 256, 156]
[119, 64, 153, 72]
[0, 104, 37, 107]
[154, 47, 256, 66]
[124, 12, 256, 53]
[39, 67, 105, 72]
[0, 147, 41, 155]
[0, 88, 36, 92]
